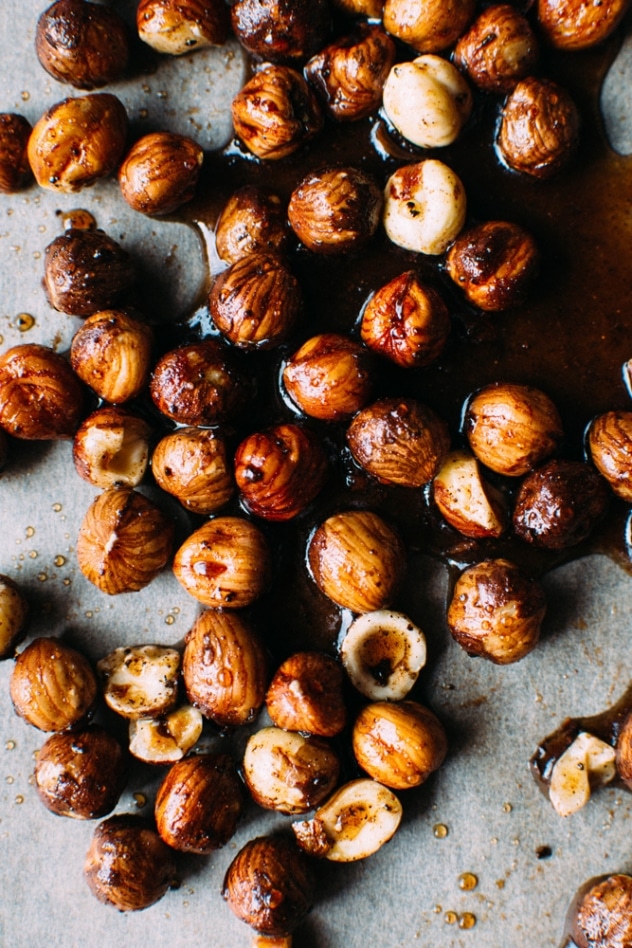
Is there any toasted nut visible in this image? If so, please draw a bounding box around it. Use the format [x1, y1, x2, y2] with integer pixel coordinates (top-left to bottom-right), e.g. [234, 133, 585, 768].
[77, 487, 175, 595]
[432, 449, 508, 539]
[137, 0, 229, 54]
[308, 510, 405, 614]
[152, 427, 234, 515]
[288, 166, 382, 254]
[282, 333, 374, 421]
[383, 159, 466, 255]
[292, 778, 402, 862]
[183, 609, 267, 727]
[215, 186, 289, 265]
[10, 637, 97, 732]
[340, 610, 426, 700]
[70, 310, 154, 403]
[230, 0, 330, 63]
[332, 0, 384, 16]
[383, 0, 476, 53]
[28, 93, 128, 192]
[155, 753, 244, 853]
[616, 711, 632, 789]
[0, 344, 84, 441]
[538, 0, 629, 49]
[570, 875, 632, 948]
[84, 814, 178, 911]
[44, 229, 136, 317]
[454, 5, 538, 94]
[266, 652, 346, 737]
[464, 382, 563, 477]
[97, 645, 181, 719]
[72, 407, 151, 489]
[128, 704, 203, 764]
[447, 558, 546, 664]
[0, 574, 29, 660]
[119, 132, 203, 216]
[252, 937, 293, 948]
[548, 732, 616, 817]
[0, 113, 32, 192]
[588, 411, 632, 501]
[34, 725, 127, 819]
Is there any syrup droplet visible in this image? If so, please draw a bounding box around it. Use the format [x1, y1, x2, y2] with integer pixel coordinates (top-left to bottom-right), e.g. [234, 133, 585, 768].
[459, 913, 477, 930]
[37, 572, 47, 582]
[20, 91, 29, 101]
[25, 526, 35, 538]
[16, 313, 35, 332]
[52, 503, 62, 512]
[502, 802, 513, 813]
[5, 740, 15, 751]
[433, 823, 449, 838]
[54, 555, 66, 567]
[458, 873, 478, 891]
[6, 775, 14, 784]
[15, 795, 24, 804]
[444, 911, 457, 925]
[165, 614, 175, 625]
[134, 792, 147, 808]
[28, 550, 37, 559]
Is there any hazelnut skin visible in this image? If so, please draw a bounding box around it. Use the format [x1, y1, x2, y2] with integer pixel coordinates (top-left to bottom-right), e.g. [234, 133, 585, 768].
[588, 411, 632, 501]
[137, 0, 229, 55]
[230, 0, 331, 63]
[0, 344, 84, 440]
[72, 407, 152, 489]
[566, 874, 632, 948]
[447, 558, 546, 664]
[0, 574, 29, 659]
[70, 309, 154, 404]
[283, 333, 374, 421]
[0, 114, 32, 192]
[383, 0, 476, 53]
[538, 0, 629, 50]
[118, 132, 204, 216]
[454, 5, 538, 94]
[44, 228, 136, 317]
[215, 186, 289, 265]
[151, 427, 235, 515]
[266, 652, 347, 737]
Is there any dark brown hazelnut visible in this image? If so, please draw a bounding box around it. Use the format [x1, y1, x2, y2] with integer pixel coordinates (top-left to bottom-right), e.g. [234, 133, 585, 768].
[588, 411, 632, 501]
[230, 0, 330, 63]
[447, 558, 546, 664]
[266, 652, 347, 737]
[497, 77, 580, 179]
[137, 0, 229, 55]
[283, 333, 374, 421]
[332, 0, 384, 16]
[288, 166, 382, 254]
[454, 5, 538, 94]
[84, 814, 178, 911]
[0, 114, 32, 192]
[538, 0, 629, 50]
[0, 574, 29, 660]
[70, 309, 154, 403]
[305, 25, 396, 122]
[151, 427, 235, 514]
[383, 0, 476, 53]
[231, 65, 323, 160]
[155, 753, 244, 853]
[223, 835, 314, 937]
[209, 252, 302, 349]
[0, 344, 84, 440]
[445, 220, 540, 311]
[566, 874, 632, 948]
[35, 726, 127, 819]
[10, 637, 98, 731]
[28, 93, 128, 192]
[347, 397, 450, 487]
[36, 0, 130, 90]
[44, 228, 136, 317]
[360, 271, 450, 368]
[215, 186, 289, 265]
[118, 132, 204, 216]
[616, 711, 632, 790]
[72, 407, 152, 489]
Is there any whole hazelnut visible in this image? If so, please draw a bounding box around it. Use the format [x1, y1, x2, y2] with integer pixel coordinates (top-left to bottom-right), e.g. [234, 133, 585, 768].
[347, 396, 450, 487]
[151, 427, 235, 515]
[72, 407, 152, 489]
[360, 271, 450, 368]
[538, 0, 629, 50]
[566, 874, 632, 948]
[97, 645, 181, 720]
[447, 558, 546, 663]
[137, 0, 229, 55]
[215, 186, 289, 265]
[383, 159, 467, 255]
[231, 65, 323, 161]
[383, 0, 476, 53]
[36, 0, 130, 90]
[266, 652, 347, 737]
[497, 77, 580, 179]
[332, 0, 384, 16]
[28, 93, 128, 192]
[432, 449, 508, 539]
[283, 333, 374, 421]
[118, 132, 204, 216]
[288, 166, 382, 254]
[0, 114, 32, 193]
[70, 309, 154, 404]
[0, 574, 29, 660]
[230, 0, 330, 63]
[44, 228, 136, 317]
[616, 711, 632, 790]
[0, 344, 84, 440]
[454, 5, 538, 94]
[588, 411, 632, 501]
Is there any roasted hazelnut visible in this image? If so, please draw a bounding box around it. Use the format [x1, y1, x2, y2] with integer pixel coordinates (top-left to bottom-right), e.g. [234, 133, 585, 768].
[137, 0, 229, 55]
[231, 65, 323, 161]
[10, 636, 98, 732]
[0, 344, 84, 440]
[28, 93, 128, 192]
[209, 253, 301, 349]
[97, 645, 181, 719]
[340, 610, 427, 701]
[44, 228, 136, 317]
[129, 704, 203, 764]
[447, 558, 546, 664]
[497, 77, 580, 179]
[155, 753, 244, 853]
[150, 340, 250, 425]
[84, 814, 178, 911]
[347, 397, 450, 487]
[332, 0, 384, 17]
[616, 710, 632, 790]
[432, 449, 508, 538]
[383, 159, 467, 255]
[77, 487, 175, 595]
[288, 166, 382, 254]
[72, 407, 151, 489]
[566, 874, 632, 948]
[305, 26, 396, 122]
[0, 574, 29, 660]
[231, 0, 330, 63]
[183, 609, 267, 727]
[151, 427, 234, 515]
[282, 333, 374, 421]
[548, 731, 616, 817]
[36, 0, 130, 90]
[538, 0, 629, 50]
[118, 132, 204, 216]
[266, 652, 347, 737]
[308, 509, 405, 613]
[360, 271, 450, 368]
[465, 382, 563, 477]
[173, 516, 271, 608]
[34, 726, 127, 819]
[454, 5, 538, 94]
[383, 0, 476, 53]
[215, 186, 289, 265]
[352, 700, 447, 789]
[0, 113, 32, 193]
[223, 835, 314, 937]
[588, 411, 632, 501]
[70, 309, 154, 404]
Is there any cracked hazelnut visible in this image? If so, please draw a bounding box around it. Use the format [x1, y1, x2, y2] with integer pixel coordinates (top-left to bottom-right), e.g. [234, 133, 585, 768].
[454, 5, 538, 94]
[432, 449, 508, 538]
[97, 645, 181, 719]
[288, 166, 382, 254]
[72, 407, 151, 489]
[340, 610, 427, 701]
[588, 411, 632, 501]
[383, 159, 467, 255]
[538, 0, 629, 50]
[0, 344, 84, 441]
[137, 0, 229, 55]
[567, 874, 632, 948]
[548, 731, 616, 817]
[0, 114, 32, 192]
[383, 0, 476, 53]
[119, 132, 204, 216]
[215, 186, 289, 265]
[70, 309, 154, 404]
[283, 333, 374, 421]
[266, 652, 346, 737]
[129, 704, 203, 764]
[44, 229, 136, 317]
[0, 574, 28, 660]
[231, 0, 330, 63]
[151, 427, 235, 515]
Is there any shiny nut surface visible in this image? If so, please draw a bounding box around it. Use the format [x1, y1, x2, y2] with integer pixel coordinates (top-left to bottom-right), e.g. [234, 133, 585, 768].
[282, 333, 374, 421]
[383, 0, 476, 53]
[538, 0, 629, 50]
[0, 574, 28, 659]
[570, 874, 632, 948]
[332, 0, 384, 16]
[230, 0, 330, 63]
[616, 711, 632, 790]
[0, 344, 84, 440]
[152, 427, 235, 514]
[137, 0, 229, 54]
[0, 113, 32, 192]
[215, 186, 289, 265]
[72, 407, 151, 489]
[10, 636, 97, 731]
[588, 411, 632, 501]
[288, 166, 382, 254]
[70, 309, 153, 404]
[97, 645, 181, 720]
[432, 449, 507, 539]
[383, 159, 467, 255]
[340, 610, 427, 701]
[119, 132, 204, 216]
[454, 5, 538, 94]
[128, 704, 203, 764]
[266, 651, 346, 737]
[44, 228, 136, 317]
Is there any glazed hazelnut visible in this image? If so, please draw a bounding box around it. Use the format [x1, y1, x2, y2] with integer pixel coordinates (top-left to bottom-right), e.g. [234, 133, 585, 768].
[137, 0, 229, 55]
[538, 0, 629, 50]
[383, 159, 467, 255]
[308, 509, 405, 613]
[616, 711, 632, 790]
[28, 93, 128, 192]
[383, 0, 476, 53]
[44, 228, 136, 317]
[454, 5, 538, 94]
[282, 333, 374, 421]
[447, 558, 546, 664]
[231, 65, 323, 161]
[0, 114, 32, 192]
[128, 704, 203, 764]
[183, 609, 267, 727]
[360, 271, 450, 368]
[347, 397, 450, 487]
[588, 411, 632, 501]
[465, 382, 563, 476]
[497, 77, 580, 179]
[0, 574, 29, 660]
[288, 166, 382, 254]
[72, 407, 151, 489]
[332, 0, 384, 16]
[548, 731, 616, 817]
[209, 253, 301, 349]
[36, 0, 130, 90]
[432, 449, 508, 539]
[97, 645, 181, 719]
[151, 427, 235, 515]
[566, 874, 632, 948]
[223, 836, 314, 937]
[0, 344, 84, 440]
[173, 516, 271, 608]
[230, 0, 330, 63]
[119, 132, 204, 216]
[305, 26, 396, 122]
[266, 652, 347, 737]
[340, 610, 427, 701]
[215, 186, 289, 265]
[77, 487, 175, 595]
[35, 726, 127, 819]
[155, 753, 244, 853]
[10, 636, 97, 732]
[70, 309, 154, 404]
[84, 815, 178, 911]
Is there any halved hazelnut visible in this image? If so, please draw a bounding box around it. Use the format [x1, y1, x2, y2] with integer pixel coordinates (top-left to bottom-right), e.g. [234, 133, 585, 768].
[432, 449, 508, 538]
[288, 166, 382, 254]
[340, 610, 426, 701]
[70, 310, 154, 404]
[230, 0, 330, 63]
[215, 186, 289, 265]
[588, 411, 632, 501]
[548, 731, 616, 817]
[0, 344, 84, 441]
[383, 0, 476, 53]
[0, 113, 32, 193]
[44, 228, 136, 317]
[97, 645, 181, 719]
[10, 637, 97, 732]
[72, 407, 151, 489]
[282, 333, 374, 421]
[454, 5, 538, 94]
[119, 132, 204, 216]
[0, 574, 29, 660]
[151, 427, 235, 515]
[266, 652, 347, 737]
[137, 0, 229, 55]
[128, 704, 203, 764]
[383, 159, 467, 255]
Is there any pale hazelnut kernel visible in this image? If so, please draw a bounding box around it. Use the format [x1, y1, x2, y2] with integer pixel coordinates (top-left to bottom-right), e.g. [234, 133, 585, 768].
[383, 0, 476, 53]
[97, 645, 181, 720]
[432, 449, 508, 539]
[151, 427, 235, 515]
[137, 0, 229, 55]
[118, 132, 204, 216]
[72, 407, 151, 489]
[266, 652, 347, 737]
[340, 610, 427, 701]
[10, 637, 97, 732]
[70, 310, 154, 404]
[548, 732, 616, 817]
[383, 159, 467, 255]
[282, 333, 374, 421]
[0, 574, 29, 660]
[453, 5, 538, 94]
[537, 0, 629, 50]
[129, 704, 203, 765]
[588, 411, 632, 501]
